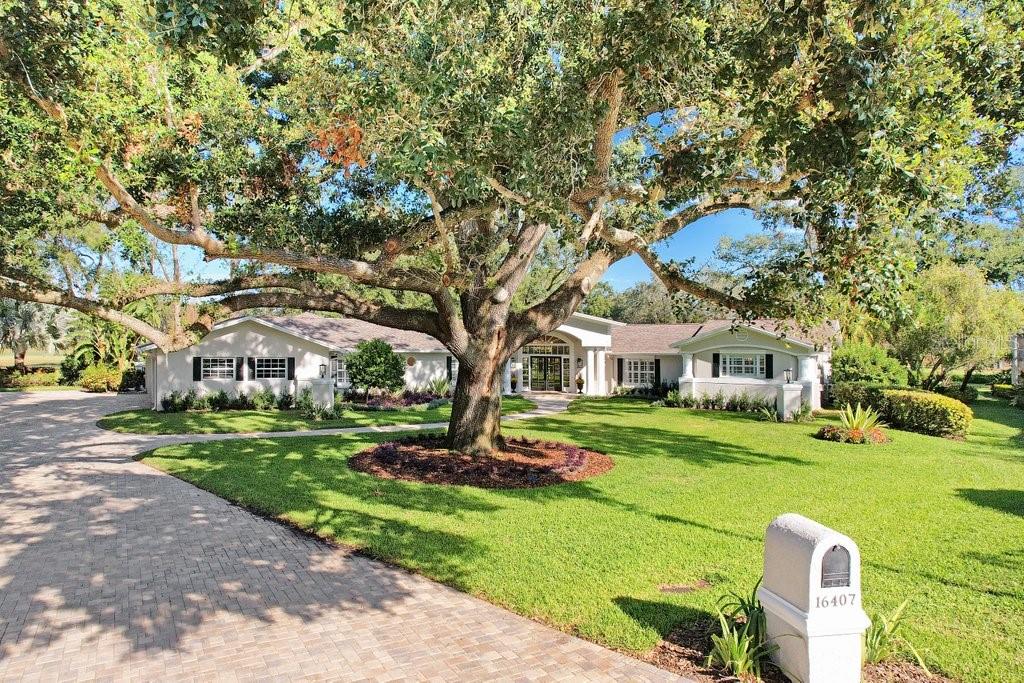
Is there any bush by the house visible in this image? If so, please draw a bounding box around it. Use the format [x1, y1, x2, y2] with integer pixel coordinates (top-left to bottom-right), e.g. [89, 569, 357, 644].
[991, 383, 1016, 399]
[831, 343, 909, 386]
[160, 387, 295, 413]
[614, 381, 679, 399]
[830, 382, 973, 438]
[950, 369, 1010, 386]
[58, 354, 88, 385]
[0, 368, 59, 388]
[345, 339, 405, 393]
[79, 364, 123, 392]
[883, 390, 973, 438]
[816, 403, 888, 444]
[118, 367, 145, 391]
[659, 389, 775, 414]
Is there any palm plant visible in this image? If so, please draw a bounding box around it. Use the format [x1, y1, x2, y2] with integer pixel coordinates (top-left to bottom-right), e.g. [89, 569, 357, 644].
[0, 299, 60, 372]
[840, 403, 884, 431]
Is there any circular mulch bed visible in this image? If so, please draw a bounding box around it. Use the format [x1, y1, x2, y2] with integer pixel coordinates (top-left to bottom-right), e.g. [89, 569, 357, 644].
[349, 435, 613, 488]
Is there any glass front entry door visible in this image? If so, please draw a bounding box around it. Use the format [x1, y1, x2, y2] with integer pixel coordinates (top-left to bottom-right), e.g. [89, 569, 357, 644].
[529, 356, 563, 392]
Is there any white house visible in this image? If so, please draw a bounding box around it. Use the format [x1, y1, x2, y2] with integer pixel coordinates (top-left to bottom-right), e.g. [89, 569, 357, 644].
[140, 312, 837, 410]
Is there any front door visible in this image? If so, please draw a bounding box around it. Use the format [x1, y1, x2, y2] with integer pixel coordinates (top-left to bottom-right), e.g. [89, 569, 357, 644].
[529, 356, 563, 392]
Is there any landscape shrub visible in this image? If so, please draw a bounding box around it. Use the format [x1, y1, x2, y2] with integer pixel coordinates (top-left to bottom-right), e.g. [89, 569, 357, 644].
[829, 382, 891, 411]
[816, 404, 888, 444]
[831, 343, 908, 386]
[935, 384, 978, 404]
[275, 391, 294, 410]
[0, 368, 59, 388]
[345, 339, 405, 393]
[991, 383, 1016, 399]
[79, 364, 122, 392]
[296, 387, 315, 415]
[670, 390, 774, 414]
[59, 354, 88, 385]
[250, 387, 277, 411]
[118, 368, 145, 391]
[883, 390, 973, 438]
[950, 369, 1010, 386]
[425, 377, 452, 397]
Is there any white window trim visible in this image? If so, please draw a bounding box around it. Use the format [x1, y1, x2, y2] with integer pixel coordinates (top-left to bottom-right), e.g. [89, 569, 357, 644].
[253, 357, 287, 379]
[721, 353, 766, 379]
[625, 358, 656, 387]
[201, 357, 235, 380]
[331, 355, 349, 386]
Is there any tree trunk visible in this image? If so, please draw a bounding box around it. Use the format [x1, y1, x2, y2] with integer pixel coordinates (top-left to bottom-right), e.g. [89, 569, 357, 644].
[13, 345, 27, 374]
[445, 353, 505, 453]
[960, 365, 976, 392]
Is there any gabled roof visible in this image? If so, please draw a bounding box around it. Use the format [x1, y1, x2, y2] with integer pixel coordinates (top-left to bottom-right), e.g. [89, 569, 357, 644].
[611, 319, 838, 354]
[261, 314, 447, 352]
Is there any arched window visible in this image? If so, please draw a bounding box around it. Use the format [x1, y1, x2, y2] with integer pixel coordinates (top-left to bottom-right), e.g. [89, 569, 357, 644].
[821, 545, 851, 588]
[522, 336, 570, 356]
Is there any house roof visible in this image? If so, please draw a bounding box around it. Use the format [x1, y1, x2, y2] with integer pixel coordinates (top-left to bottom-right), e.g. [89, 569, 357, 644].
[611, 319, 838, 354]
[261, 313, 447, 353]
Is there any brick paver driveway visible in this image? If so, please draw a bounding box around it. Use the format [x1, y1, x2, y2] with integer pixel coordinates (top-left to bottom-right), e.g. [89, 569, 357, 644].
[0, 391, 683, 682]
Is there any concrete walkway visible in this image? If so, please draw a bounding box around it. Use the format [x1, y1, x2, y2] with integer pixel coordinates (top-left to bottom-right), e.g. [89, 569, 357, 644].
[0, 390, 682, 682]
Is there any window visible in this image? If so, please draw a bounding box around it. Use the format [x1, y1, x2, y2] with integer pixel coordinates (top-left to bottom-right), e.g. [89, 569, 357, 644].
[201, 357, 235, 380]
[253, 357, 287, 379]
[722, 354, 765, 378]
[331, 356, 348, 386]
[522, 336, 570, 356]
[626, 359, 656, 386]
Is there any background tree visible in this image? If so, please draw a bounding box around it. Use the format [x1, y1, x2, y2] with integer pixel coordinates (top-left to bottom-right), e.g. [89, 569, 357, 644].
[0, 299, 61, 373]
[1, 0, 1022, 452]
[830, 343, 908, 386]
[345, 340, 406, 395]
[885, 263, 1024, 389]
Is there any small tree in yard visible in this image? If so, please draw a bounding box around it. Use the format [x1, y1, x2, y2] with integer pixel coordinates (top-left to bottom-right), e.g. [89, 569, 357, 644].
[345, 340, 405, 396]
[832, 343, 908, 386]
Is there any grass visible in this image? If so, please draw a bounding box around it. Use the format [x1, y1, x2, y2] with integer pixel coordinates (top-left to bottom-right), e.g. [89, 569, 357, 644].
[0, 350, 63, 367]
[139, 389, 1024, 682]
[101, 396, 537, 434]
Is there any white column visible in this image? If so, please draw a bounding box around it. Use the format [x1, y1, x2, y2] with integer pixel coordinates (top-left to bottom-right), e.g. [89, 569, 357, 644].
[681, 352, 694, 379]
[585, 348, 596, 395]
[596, 349, 607, 396]
[502, 360, 512, 394]
[799, 355, 820, 409]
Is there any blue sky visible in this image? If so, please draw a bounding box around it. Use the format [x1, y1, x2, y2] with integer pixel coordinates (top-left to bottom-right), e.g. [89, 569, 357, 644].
[601, 208, 763, 290]
[178, 207, 766, 290]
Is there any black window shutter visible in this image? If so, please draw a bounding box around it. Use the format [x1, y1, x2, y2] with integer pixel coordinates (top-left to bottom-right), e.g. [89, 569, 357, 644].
[617, 357, 624, 383]
[446, 356, 453, 380]
[193, 357, 202, 381]
[286, 357, 295, 380]
[712, 353, 720, 378]
[235, 357, 244, 381]
[654, 358, 661, 387]
[247, 357, 255, 378]
[765, 354, 774, 379]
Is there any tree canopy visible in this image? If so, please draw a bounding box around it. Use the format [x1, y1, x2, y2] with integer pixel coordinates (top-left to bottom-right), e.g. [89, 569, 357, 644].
[2, 0, 1023, 450]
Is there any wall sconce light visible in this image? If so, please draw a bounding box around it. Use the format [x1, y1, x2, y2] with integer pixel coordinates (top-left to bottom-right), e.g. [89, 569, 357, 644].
[784, 368, 793, 383]
[576, 358, 584, 368]
[319, 363, 327, 378]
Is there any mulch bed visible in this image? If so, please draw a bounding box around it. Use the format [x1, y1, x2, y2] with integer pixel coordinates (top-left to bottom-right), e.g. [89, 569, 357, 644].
[349, 435, 613, 488]
[643, 619, 945, 682]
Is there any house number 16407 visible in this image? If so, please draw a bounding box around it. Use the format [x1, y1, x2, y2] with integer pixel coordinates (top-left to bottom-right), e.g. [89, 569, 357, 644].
[815, 594, 856, 609]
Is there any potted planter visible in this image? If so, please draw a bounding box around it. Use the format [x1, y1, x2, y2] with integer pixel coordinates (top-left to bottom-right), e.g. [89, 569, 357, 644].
[576, 376, 584, 394]
[510, 373, 518, 393]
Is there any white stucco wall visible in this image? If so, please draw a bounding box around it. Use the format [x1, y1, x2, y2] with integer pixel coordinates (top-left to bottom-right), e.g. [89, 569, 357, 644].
[148, 320, 332, 409]
[610, 354, 683, 390]
[402, 352, 451, 390]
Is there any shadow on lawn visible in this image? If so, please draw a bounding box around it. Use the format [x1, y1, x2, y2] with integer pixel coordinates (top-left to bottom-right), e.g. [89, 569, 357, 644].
[613, 597, 714, 640]
[956, 488, 1024, 518]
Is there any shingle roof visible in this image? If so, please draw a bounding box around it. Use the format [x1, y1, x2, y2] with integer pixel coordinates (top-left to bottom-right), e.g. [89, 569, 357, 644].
[610, 319, 838, 354]
[261, 313, 447, 352]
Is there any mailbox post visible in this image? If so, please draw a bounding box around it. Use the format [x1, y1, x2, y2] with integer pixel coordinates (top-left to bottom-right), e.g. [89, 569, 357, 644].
[757, 513, 870, 683]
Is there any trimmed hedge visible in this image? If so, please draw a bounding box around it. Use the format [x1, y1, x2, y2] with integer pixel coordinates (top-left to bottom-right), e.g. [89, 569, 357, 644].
[79, 364, 123, 392]
[830, 382, 973, 438]
[936, 384, 979, 404]
[883, 390, 973, 438]
[0, 369, 59, 388]
[991, 383, 1016, 399]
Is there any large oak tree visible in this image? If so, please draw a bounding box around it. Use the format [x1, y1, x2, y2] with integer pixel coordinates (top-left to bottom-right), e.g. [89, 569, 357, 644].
[2, 0, 1022, 451]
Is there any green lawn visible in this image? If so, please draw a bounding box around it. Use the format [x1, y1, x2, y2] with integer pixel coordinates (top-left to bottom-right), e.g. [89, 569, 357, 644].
[101, 396, 536, 434]
[0, 350, 63, 367]
[140, 390, 1024, 682]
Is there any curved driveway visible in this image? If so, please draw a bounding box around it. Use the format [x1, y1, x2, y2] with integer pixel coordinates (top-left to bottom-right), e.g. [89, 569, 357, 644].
[0, 391, 681, 681]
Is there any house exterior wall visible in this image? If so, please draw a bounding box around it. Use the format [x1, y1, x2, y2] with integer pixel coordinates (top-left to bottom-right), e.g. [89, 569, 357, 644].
[148, 320, 332, 409]
[692, 348, 799, 380]
[402, 352, 451, 390]
[610, 354, 683, 390]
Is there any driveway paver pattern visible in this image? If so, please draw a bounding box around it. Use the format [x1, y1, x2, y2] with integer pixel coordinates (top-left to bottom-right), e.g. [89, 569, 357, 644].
[0, 391, 684, 682]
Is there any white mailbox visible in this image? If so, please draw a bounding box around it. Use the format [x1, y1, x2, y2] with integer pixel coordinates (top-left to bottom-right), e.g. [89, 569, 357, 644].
[757, 513, 870, 683]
